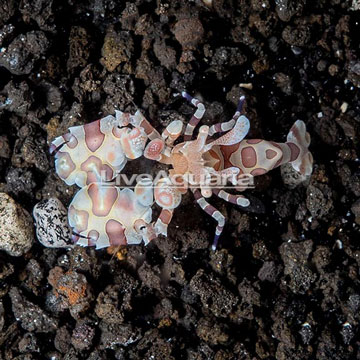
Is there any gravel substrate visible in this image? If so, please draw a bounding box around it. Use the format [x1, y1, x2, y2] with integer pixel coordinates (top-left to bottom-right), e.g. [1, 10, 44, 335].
[0, 0, 359, 359]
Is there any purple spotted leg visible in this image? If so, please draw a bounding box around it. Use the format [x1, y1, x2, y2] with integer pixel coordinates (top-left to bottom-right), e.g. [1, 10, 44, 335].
[181, 92, 206, 141]
[212, 188, 250, 207]
[209, 96, 246, 136]
[192, 189, 225, 250]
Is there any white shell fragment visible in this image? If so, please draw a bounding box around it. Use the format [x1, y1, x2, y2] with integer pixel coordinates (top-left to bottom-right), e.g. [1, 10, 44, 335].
[0, 192, 34, 256]
[33, 197, 73, 248]
[202, 0, 212, 7]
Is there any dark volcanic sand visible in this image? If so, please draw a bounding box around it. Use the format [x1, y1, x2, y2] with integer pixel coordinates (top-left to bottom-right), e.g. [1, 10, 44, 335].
[0, 0, 360, 359]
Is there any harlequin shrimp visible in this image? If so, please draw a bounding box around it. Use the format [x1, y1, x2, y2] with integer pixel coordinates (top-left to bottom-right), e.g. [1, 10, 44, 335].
[48, 109, 163, 248]
[45, 93, 313, 251]
[50, 110, 160, 187]
[69, 179, 157, 249]
[144, 92, 313, 250]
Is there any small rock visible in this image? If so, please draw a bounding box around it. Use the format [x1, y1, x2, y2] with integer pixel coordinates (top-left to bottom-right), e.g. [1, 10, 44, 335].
[196, 317, 229, 345]
[0, 24, 15, 47]
[349, 61, 360, 75]
[11, 129, 49, 172]
[209, 46, 247, 79]
[347, 60, 360, 87]
[306, 184, 333, 219]
[120, 2, 139, 30]
[209, 249, 234, 276]
[18, 332, 39, 353]
[21, 259, 44, 295]
[99, 322, 141, 349]
[347, 294, 360, 313]
[258, 261, 282, 282]
[6, 167, 36, 198]
[33, 197, 73, 248]
[154, 298, 174, 321]
[351, 198, 360, 224]
[252, 57, 270, 74]
[48, 267, 93, 319]
[0, 31, 50, 75]
[0, 80, 33, 116]
[190, 269, 238, 317]
[0, 301, 4, 331]
[311, 107, 341, 146]
[153, 38, 177, 70]
[46, 351, 62, 360]
[299, 323, 314, 345]
[253, 240, 274, 261]
[210, 46, 247, 67]
[275, 0, 305, 22]
[341, 323, 354, 345]
[234, 279, 261, 321]
[317, 59, 327, 72]
[21, 136, 49, 172]
[312, 246, 331, 273]
[0, 192, 34, 256]
[0, 1, 16, 27]
[137, 261, 162, 292]
[101, 26, 133, 72]
[282, 25, 311, 47]
[173, 17, 204, 50]
[20, 0, 55, 32]
[54, 326, 71, 354]
[349, 173, 360, 196]
[336, 113, 358, 140]
[328, 64, 339, 76]
[177, 228, 210, 251]
[39, 81, 63, 113]
[65, 246, 101, 279]
[0, 255, 14, 282]
[95, 285, 126, 324]
[89, 350, 108, 359]
[67, 26, 92, 73]
[102, 73, 135, 114]
[281, 163, 310, 189]
[71, 319, 95, 351]
[273, 72, 292, 95]
[130, 328, 173, 359]
[0, 135, 11, 158]
[9, 287, 58, 332]
[268, 36, 280, 52]
[279, 240, 316, 294]
[351, 0, 360, 10]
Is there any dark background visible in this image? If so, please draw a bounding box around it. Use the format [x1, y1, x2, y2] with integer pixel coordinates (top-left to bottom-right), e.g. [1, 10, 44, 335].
[0, 0, 360, 359]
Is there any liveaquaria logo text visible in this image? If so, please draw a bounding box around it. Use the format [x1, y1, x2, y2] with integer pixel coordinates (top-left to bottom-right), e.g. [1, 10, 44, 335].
[99, 170, 255, 190]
